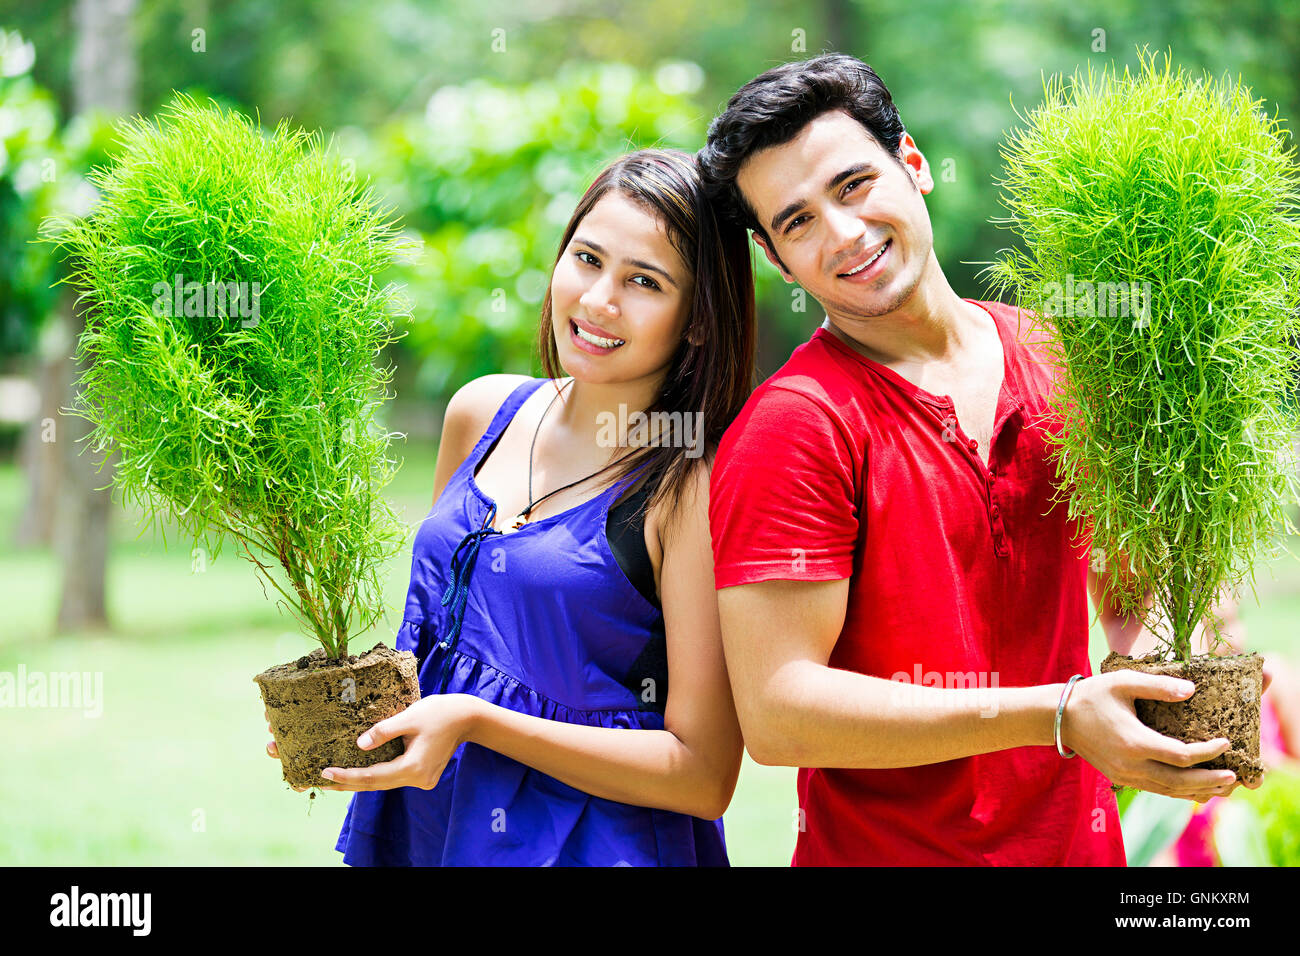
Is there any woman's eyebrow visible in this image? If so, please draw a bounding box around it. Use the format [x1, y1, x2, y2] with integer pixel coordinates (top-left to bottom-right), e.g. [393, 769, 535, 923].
[573, 236, 679, 287]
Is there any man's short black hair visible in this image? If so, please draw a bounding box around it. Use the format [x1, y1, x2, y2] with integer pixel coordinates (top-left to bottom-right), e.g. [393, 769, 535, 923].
[698, 54, 907, 248]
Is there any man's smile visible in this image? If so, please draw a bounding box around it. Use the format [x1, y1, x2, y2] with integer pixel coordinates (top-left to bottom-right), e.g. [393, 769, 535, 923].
[837, 238, 892, 279]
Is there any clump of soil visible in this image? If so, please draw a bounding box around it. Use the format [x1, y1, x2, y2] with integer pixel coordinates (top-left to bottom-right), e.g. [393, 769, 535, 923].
[255, 642, 421, 790]
[1100, 651, 1263, 786]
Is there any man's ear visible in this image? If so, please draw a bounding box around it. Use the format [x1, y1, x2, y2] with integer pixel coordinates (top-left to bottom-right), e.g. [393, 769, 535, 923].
[752, 231, 795, 283]
[898, 132, 934, 195]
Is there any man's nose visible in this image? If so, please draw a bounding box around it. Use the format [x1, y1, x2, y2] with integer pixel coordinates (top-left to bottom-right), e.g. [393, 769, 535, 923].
[826, 206, 867, 258]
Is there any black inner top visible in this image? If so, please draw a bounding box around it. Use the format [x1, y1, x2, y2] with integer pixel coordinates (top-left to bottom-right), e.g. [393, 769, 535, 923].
[606, 478, 661, 611]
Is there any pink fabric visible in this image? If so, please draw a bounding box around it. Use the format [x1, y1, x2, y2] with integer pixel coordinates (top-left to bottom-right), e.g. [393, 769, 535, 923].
[1172, 693, 1287, 866]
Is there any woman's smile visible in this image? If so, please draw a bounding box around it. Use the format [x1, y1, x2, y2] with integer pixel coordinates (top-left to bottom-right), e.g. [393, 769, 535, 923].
[569, 316, 627, 353]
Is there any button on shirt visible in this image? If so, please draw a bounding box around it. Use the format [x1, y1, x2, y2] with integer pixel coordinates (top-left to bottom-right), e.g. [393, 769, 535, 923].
[708, 299, 1125, 866]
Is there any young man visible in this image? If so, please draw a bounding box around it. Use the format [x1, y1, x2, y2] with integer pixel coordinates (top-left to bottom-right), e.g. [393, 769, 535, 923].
[698, 53, 1255, 865]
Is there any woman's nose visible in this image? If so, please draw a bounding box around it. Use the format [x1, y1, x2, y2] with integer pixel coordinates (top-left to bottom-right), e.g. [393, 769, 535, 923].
[579, 280, 619, 318]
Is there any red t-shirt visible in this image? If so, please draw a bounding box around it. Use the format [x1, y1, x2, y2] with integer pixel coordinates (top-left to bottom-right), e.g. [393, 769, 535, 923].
[710, 299, 1126, 866]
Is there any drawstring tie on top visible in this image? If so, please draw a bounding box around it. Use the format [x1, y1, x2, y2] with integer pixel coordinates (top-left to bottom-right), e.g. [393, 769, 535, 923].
[436, 501, 502, 694]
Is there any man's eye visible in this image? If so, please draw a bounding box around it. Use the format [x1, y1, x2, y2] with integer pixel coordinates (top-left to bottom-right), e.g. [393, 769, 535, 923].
[785, 215, 808, 234]
[842, 178, 873, 200]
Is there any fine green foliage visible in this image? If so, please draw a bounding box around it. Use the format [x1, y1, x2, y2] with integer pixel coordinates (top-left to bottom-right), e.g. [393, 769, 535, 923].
[1115, 789, 1195, 866]
[1234, 765, 1300, 866]
[46, 94, 411, 659]
[985, 49, 1300, 661]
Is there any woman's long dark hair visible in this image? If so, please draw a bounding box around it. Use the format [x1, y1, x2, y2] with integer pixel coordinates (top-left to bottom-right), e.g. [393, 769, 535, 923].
[538, 148, 757, 529]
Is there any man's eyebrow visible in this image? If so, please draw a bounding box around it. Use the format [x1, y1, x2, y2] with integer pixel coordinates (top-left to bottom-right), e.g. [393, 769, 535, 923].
[768, 162, 880, 234]
[572, 236, 678, 287]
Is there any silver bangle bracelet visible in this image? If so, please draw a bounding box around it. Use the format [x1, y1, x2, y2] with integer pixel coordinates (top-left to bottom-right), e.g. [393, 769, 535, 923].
[1055, 674, 1083, 758]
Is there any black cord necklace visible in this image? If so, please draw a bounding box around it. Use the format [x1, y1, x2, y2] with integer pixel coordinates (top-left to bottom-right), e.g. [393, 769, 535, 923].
[504, 379, 641, 532]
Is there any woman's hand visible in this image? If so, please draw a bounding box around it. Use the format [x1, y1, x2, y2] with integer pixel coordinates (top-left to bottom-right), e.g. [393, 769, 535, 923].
[314, 694, 483, 792]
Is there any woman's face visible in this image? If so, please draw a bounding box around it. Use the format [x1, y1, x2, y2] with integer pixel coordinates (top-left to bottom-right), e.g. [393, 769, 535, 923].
[550, 191, 694, 387]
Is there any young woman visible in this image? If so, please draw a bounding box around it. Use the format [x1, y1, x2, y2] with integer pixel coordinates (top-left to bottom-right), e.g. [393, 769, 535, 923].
[265, 148, 756, 865]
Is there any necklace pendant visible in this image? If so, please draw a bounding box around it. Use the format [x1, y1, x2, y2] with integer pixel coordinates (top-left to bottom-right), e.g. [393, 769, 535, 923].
[508, 514, 528, 532]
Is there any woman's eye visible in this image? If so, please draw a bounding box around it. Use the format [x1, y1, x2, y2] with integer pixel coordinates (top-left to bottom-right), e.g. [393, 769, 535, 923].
[632, 275, 661, 290]
[576, 250, 598, 266]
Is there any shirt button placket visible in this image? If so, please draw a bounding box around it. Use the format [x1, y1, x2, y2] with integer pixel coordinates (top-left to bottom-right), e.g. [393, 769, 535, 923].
[990, 500, 1008, 556]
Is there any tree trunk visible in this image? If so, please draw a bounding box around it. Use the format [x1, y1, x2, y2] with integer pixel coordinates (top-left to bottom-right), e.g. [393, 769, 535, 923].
[12, 323, 69, 546]
[55, 332, 115, 631]
[53, 0, 137, 632]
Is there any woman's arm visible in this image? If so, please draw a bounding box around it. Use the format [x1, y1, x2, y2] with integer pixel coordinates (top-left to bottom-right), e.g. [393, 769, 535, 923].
[321, 458, 746, 820]
[1088, 564, 1163, 657]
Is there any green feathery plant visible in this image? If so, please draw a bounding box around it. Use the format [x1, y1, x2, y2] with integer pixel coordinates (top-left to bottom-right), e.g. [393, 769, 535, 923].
[46, 94, 411, 659]
[985, 49, 1300, 662]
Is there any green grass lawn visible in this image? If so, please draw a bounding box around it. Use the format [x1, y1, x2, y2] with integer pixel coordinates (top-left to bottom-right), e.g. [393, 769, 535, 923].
[0, 438, 802, 865]
[1, 436, 1297, 866]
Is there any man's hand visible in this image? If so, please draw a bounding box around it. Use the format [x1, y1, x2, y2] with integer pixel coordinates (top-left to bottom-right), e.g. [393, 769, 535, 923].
[1061, 671, 1242, 802]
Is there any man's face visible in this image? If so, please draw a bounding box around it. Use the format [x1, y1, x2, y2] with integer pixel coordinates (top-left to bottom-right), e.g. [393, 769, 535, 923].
[736, 109, 936, 320]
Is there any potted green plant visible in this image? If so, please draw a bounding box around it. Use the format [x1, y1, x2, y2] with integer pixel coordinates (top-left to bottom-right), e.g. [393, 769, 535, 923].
[47, 94, 420, 790]
[986, 50, 1300, 786]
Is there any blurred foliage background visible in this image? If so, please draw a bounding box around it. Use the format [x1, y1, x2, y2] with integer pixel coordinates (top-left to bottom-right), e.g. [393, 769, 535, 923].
[1, 0, 1298, 866]
[7, 0, 1300, 409]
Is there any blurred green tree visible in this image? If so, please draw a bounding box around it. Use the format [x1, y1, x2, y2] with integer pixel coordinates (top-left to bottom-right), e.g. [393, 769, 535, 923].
[5, 0, 1297, 381]
[0, 29, 63, 360]
[1, 28, 114, 548]
[350, 62, 719, 398]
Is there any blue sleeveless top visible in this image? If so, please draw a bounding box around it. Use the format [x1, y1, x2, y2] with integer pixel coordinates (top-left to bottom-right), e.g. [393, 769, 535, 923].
[335, 377, 729, 866]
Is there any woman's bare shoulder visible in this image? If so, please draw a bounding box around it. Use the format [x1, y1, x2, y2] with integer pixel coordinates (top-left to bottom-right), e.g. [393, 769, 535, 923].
[433, 374, 539, 491]
[443, 374, 538, 440]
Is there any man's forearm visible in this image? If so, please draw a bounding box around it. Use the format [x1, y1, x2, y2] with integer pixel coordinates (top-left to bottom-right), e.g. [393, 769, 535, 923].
[744, 660, 1065, 768]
